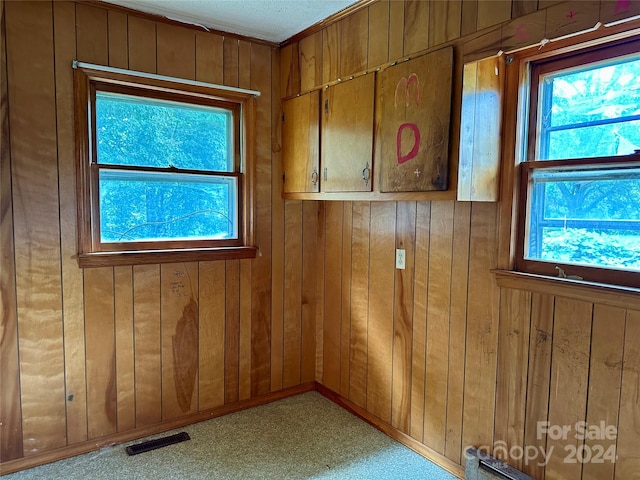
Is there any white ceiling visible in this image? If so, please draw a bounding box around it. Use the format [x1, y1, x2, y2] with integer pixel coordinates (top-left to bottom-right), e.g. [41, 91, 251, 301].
[102, 0, 359, 43]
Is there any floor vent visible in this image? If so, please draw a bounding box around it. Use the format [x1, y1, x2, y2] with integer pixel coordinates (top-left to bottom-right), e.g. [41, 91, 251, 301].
[125, 432, 191, 456]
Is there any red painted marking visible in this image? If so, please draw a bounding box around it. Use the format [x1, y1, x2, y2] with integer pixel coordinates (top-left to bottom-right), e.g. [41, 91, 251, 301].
[567, 10, 575, 19]
[397, 123, 421, 164]
[616, 0, 630, 12]
[515, 23, 529, 41]
[394, 77, 407, 108]
[394, 74, 420, 108]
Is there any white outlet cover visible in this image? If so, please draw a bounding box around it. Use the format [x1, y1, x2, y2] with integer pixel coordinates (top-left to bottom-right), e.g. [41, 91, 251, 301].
[396, 249, 406, 270]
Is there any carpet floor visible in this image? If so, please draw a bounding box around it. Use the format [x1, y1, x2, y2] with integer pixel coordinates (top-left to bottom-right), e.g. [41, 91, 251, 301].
[4, 392, 459, 479]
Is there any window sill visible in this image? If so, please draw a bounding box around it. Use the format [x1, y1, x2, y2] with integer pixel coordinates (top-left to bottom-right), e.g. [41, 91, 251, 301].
[492, 269, 640, 311]
[78, 246, 258, 268]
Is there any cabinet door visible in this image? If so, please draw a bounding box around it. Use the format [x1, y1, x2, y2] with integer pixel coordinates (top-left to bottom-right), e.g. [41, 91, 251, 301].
[321, 74, 375, 192]
[378, 46, 453, 192]
[282, 91, 320, 193]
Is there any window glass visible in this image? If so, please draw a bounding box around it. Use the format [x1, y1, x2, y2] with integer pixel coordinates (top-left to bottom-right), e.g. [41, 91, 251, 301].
[96, 92, 234, 171]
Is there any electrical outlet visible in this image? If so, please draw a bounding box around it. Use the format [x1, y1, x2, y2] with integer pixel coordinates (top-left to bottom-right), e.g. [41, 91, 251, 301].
[396, 249, 406, 270]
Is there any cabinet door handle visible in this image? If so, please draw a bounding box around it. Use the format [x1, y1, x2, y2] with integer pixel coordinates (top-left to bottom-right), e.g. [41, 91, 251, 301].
[362, 162, 371, 186]
[324, 99, 329, 115]
[323, 168, 328, 181]
[311, 169, 318, 185]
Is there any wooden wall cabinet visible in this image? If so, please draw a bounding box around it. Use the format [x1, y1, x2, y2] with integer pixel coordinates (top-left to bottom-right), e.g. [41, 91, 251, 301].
[321, 74, 375, 192]
[282, 90, 320, 193]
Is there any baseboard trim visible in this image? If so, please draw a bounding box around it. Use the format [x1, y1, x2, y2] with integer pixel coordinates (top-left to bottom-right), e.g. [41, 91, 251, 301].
[315, 383, 465, 480]
[0, 382, 314, 476]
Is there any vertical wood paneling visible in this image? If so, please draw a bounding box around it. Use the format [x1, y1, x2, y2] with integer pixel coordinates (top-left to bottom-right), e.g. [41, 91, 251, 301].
[283, 201, 303, 388]
[250, 43, 273, 396]
[301, 201, 318, 383]
[340, 202, 353, 397]
[223, 38, 239, 87]
[545, 298, 592, 480]
[84, 268, 116, 439]
[161, 263, 199, 420]
[477, 0, 512, 30]
[280, 42, 300, 97]
[340, 9, 368, 77]
[368, 0, 389, 67]
[107, 10, 128, 69]
[238, 259, 252, 401]
[157, 23, 195, 79]
[76, 3, 108, 63]
[128, 16, 156, 74]
[404, 0, 430, 54]
[6, 0, 66, 455]
[424, 201, 454, 452]
[409, 202, 430, 442]
[512, 0, 539, 18]
[322, 23, 340, 83]
[367, 202, 396, 423]
[54, 0, 88, 447]
[198, 262, 225, 410]
[239, 41, 251, 89]
[315, 203, 326, 383]
[299, 31, 322, 92]
[461, 203, 499, 453]
[523, 293, 554, 480]
[349, 202, 370, 408]
[461, 0, 478, 36]
[616, 310, 640, 479]
[444, 201, 471, 464]
[133, 265, 161, 427]
[0, 0, 22, 460]
[582, 304, 625, 480]
[323, 201, 343, 392]
[195, 32, 223, 84]
[389, 0, 405, 60]
[114, 266, 135, 432]
[494, 288, 531, 470]
[430, 0, 462, 46]
[391, 202, 415, 434]
[225, 260, 240, 403]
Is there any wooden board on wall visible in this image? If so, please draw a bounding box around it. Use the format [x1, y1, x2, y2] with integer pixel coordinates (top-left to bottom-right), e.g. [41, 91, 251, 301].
[379, 47, 453, 192]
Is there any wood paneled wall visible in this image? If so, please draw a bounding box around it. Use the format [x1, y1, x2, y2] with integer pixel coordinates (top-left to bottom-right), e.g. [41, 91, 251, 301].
[0, 0, 316, 468]
[282, 1, 640, 479]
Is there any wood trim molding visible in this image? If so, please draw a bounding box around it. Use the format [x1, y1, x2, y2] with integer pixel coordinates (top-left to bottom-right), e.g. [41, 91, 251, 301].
[493, 270, 640, 311]
[0, 383, 315, 476]
[280, 0, 376, 47]
[315, 383, 466, 480]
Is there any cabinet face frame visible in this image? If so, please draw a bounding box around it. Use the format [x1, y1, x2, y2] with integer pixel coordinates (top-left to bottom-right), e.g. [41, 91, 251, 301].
[321, 73, 375, 193]
[282, 91, 320, 194]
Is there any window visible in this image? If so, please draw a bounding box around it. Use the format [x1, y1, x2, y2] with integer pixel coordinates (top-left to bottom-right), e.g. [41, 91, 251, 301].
[74, 63, 257, 267]
[516, 38, 640, 287]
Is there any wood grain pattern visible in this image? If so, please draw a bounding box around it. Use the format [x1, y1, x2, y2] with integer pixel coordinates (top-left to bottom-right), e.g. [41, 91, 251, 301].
[323, 201, 343, 393]
[512, 0, 538, 18]
[280, 42, 300, 97]
[444, 200, 471, 464]
[545, 1, 601, 40]
[283, 201, 303, 388]
[391, 202, 415, 434]
[108, 10, 128, 69]
[84, 267, 117, 439]
[301, 201, 318, 383]
[389, 0, 405, 60]
[545, 298, 592, 480]
[322, 23, 340, 83]
[76, 3, 108, 64]
[198, 261, 225, 410]
[409, 201, 430, 442]
[128, 16, 156, 73]
[0, 0, 22, 460]
[161, 263, 199, 419]
[461, 0, 478, 36]
[340, 202, 353, 397]
[582, 304, 625, 480]
[522, 293, 554, 480]
[367, 202, 396, 423]
[6, 0, 67, 455]
[494, 287, 531, 470]
[133, 265, 162, 427]
[299, 31, 322, 92]
[223, 38, 239, 87]
[225, 260, 240, 402]
[600, 0, 640, 26]
[238, 259, 252, 401]
[429, 0, 462, 47]
[157, 23, 195, 79]
[404, 0, 430, 54]
[477, 0, 512, 30]
[368, 0, 389, 68]
[340, 8, 368, 77]
[114, 266, 135, 432]
[616, 309, 640, 479]
[54, 0, 89, 446]
[502, 10, 546, 53]
[424, 200, 454, 453]
[195, 32, 223, 84]
[349, 201, 371, 408]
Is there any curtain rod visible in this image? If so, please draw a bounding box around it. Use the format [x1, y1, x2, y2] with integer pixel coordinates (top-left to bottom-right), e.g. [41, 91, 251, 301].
[72, 60, 261, 97]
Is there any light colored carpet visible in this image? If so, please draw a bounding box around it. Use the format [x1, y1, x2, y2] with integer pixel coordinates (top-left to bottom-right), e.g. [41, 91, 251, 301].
[4, 392, 459, 479]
